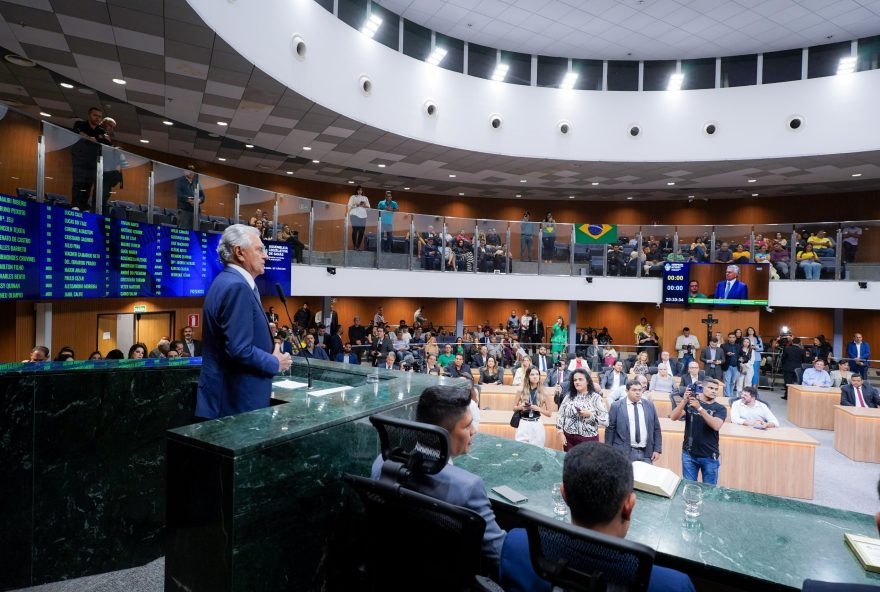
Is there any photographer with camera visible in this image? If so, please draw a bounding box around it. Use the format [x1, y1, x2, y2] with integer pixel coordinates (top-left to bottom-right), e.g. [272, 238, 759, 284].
[670, 378, 726, 484]
[675, 327, 700, 370]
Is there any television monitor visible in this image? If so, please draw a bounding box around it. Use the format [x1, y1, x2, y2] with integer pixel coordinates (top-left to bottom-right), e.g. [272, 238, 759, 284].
[662, 262, 769, 306]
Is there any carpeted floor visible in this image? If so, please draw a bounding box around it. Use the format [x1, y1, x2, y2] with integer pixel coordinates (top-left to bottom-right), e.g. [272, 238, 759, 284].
[14, 386, 880, 591]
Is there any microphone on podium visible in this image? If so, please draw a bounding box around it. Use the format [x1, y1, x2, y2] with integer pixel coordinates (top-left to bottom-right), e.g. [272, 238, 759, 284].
[275, 282, 312, 390]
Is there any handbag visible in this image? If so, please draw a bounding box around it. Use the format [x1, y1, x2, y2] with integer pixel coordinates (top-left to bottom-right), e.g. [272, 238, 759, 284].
[509, 411, 521, 428]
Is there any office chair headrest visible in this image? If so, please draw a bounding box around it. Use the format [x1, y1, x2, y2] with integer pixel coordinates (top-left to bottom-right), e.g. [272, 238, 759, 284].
[370, 415, 450, 481]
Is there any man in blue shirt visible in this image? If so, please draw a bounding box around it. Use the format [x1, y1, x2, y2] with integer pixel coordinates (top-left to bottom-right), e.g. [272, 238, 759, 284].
[801, 359, 832, 387]
[499, 443, 695, 592]
[519, 212, 535, 262]
[377, 191, 398, 253]
[298, 333, 329, 360]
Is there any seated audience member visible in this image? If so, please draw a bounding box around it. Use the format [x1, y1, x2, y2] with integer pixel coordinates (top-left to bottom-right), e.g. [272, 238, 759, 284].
[53, 346, 75, 361]
[631, 351, 651, 376]
[371, 385, 506, 564]
[105, 349, 125, 360]
[679, 362, 705, 394]
[88, 351, 103, 361]
[801, 359, 832, 387]
[499, 443, 694, 592]
[149, 337, 171, 358]
[648, 366, 676, 394]
[807, 230, 835, 257]
[601, 360, 628, 403]
[423, 353, 443, 376]
[656, 351, 678, 376]
[606, 379, 663, 465]
[479, 356, 502, 384]
[299, 334, 330, 361]
[839, 374, 880, 408]
[165, 349, 179, 358]
[379, 351, 399, 371]
[512, 357, 533, 386]
[128, 343, 147, 359]
[830, 360, 853, 387]
[731, 243, 750, 262]
[770, 242, 791, 277]
[438, 343, 455, 368]
[731, 386, 779, 428]
[336, 343, 359, 365]
[797, 243, 823, 280]
[713, 241, 733, 263]
[169, 340, 188, 357]
[23, 345, 50, 363]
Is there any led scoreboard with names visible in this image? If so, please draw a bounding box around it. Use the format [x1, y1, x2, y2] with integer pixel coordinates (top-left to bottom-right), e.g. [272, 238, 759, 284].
[0, 196, 291, 300]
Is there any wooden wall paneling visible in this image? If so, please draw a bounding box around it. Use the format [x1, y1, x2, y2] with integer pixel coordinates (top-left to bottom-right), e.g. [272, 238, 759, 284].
[311, 200, 348, 252]
[0, 111, 40, 197]
[852, 225, 880, 264]
[576, 302, 665, 348]
[842, 309, 880, 347]
[331, 297, 456, 331]
[261, 295, 322, 329]
[663, 307, 760, 352]
[463, 299, 569, 339]
[106, 154, 151, 208]
[135, 312, 175, 352]
[759, 307, 834, 342]
[153, 178, 178, 212]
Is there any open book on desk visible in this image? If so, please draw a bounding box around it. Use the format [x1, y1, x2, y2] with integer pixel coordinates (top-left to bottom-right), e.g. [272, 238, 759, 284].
[632, 461, 681, 498]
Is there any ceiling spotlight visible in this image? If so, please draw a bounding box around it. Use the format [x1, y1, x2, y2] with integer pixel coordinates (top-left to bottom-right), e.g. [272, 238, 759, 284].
[112, 78, 126, 85]
[286, 171, 294, 175]
[626, 196, 634, 200]
[139, 139, 150, 143]
[747, 179, 757, 183]
[520, 179, 527, 183]
[217, 121, 228, 126]
[515, 194, 522, 198]
[39, 112, 51, 117]
[361, 14, 382, 38]
[312, 159, 320, 163]
[591, 182, 599, 186]
[667, 72, 684, 91]
[752, 193, 759, 197]
[162, 120, 173, 126]
[852, 173, 863, 177]
[245, 144, 254, 148]
[348, 180, 355, 184]
[427, 47, 448, 67]
[560, 71, 578, 90]
[448, 174, 456, 178]
[218, 157, 226, 162]
[378, 163, 386, 168]
[303, 146, 312, 151]
[491, 63, 510, 82]
[837, 56, 857, 75]
[568, 195, 575, 199]
[59, 82, 73, 89]
[666, 181, 675, 186]
[404, 187, 411, 190]
[458, 192, 465, 196]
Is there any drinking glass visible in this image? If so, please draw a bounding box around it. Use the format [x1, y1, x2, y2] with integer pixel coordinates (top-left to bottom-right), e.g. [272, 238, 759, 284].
[682, 484, 703, 518]
[551, 482, 567, 516]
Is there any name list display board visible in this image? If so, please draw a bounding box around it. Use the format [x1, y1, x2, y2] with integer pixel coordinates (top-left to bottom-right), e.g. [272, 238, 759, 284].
[0, 195, 291, 299]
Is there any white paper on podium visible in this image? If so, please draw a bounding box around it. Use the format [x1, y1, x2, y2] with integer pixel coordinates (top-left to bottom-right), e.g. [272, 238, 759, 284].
[307, 386, 353, 397]
[273, 380, 309, 390]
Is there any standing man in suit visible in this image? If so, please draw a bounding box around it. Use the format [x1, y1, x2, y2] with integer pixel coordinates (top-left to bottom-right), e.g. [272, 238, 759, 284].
[544, 361, 571, 405]
[846, 332, 872, 380]
[840, 374, 880, 408]
[329, 325, 345, 361]
[532, 345, 551, 374]
[181, 326, 202, 357]
[196, 225, 292, 419]
[369, 326, 393, 366]
[712, 264, 749, 301]
[781, 337, 806, 398]
[606, 379, 662, 464]
[530, 314, 545, 352]
[700, 338, 723, 380]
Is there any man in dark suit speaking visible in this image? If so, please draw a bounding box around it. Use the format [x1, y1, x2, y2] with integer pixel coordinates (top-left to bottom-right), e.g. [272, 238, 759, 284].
[840, 374, 880, 408]
[712, 264, 749, 300]
[196, 225, 292, 419]
[605, 379, 662, 465]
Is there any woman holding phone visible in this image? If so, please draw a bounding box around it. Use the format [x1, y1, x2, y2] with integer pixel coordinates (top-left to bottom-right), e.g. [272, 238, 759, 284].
[556, 368, 608, 451]
[513, 367, 551, 446]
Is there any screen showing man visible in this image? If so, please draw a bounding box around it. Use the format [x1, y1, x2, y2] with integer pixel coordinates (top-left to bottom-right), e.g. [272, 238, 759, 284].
[712, 264, 749, 301]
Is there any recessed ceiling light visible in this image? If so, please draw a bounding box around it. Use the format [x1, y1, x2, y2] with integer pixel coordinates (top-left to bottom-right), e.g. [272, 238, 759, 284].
[139, 139, 149, 143]
[245, 144, 254, 148]
[626, 196, 633, 200]
[286, 171, 294, 175]
[852, 173, 862, 177]
[520, 179, 527, 183]
[303, 146, 312, 151]
[491, 63, 510, 82]
[347, 180, 355, 184]
[112, 78, 126, 85]
[751, 193, 759, 197]
[404, 187, 410, 190]
[448, 173, 456, 177]
[162, 120, 173, 126]
[569, 195, 575, 199]
[378, 164, 386, 168]
[218, 157, 226, 162]
[361, 14, 383, 38]
[837, 56, 857, 75]
[39, 112, 51, 117]
[217, 121, 228, 126]
[458, 192, 464, 196]
[427, 47, 448, 67]
[688, 195, 695, 198]
[666, 72, 684, 91]
[591, 182, 599, 186]
[59, 82, 73, 89]
[666, 181, 675, 186]
[747, 179, 757, 183]
[560, 71, 579, 90]
[515, 194, 522, 198]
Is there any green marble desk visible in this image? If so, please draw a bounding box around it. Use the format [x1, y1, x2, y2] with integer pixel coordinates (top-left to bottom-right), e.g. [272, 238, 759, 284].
[456, 435, 880, 591]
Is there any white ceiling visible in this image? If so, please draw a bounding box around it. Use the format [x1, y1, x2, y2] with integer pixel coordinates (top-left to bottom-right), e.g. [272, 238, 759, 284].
[376, 0, 880, 60]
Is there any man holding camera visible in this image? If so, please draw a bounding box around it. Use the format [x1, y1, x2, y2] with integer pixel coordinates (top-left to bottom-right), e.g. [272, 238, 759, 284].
[670, 378, 726, 485]
[675, 327, 700, 370]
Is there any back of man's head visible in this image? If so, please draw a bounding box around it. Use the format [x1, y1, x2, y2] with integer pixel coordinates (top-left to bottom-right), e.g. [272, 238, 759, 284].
[416, 385, 471, 433]
[563, 443, 633, 530]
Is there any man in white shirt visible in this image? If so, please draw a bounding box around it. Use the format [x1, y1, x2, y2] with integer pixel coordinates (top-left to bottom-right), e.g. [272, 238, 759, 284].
[656, 351, 677, 376]
[674, 327, 700, 368]
[801, 359, 832, 387]
[731, 387, 779, 428]
[842, 225, 862, 263]
[519, 310, 532, 348]
[602, 360, 628, 403]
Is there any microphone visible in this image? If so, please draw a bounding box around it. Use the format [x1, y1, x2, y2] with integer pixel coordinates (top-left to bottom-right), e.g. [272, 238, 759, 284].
[275, 282, 312, 390]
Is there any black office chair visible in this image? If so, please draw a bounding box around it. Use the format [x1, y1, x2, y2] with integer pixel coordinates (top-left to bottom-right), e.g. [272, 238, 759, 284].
[522, 507, 655, 592]
[795, 367, 804, 384]
[343, 415, 487, 592]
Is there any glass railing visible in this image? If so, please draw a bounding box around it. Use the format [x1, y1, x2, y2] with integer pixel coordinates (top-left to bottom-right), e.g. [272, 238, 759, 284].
[4, 108, 876, 282]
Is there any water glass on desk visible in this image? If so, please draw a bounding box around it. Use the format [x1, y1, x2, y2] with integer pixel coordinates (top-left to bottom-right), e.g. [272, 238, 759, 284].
[551, 482, 567, 516]
[682, 484, 703, 519]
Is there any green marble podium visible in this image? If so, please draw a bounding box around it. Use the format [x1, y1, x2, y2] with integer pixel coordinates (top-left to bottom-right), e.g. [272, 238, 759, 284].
[456, 436, 880, 591]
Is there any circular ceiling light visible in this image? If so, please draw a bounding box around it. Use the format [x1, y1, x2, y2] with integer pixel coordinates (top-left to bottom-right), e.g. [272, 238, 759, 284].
[59, 82, 74, 89]
[4, 54, 35, 67]
[112, 78, 126, 85]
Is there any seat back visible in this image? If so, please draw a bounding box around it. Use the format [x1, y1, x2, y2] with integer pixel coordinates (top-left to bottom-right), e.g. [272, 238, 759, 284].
[523, 508, 654, 592]
[795, 367, 804, 384]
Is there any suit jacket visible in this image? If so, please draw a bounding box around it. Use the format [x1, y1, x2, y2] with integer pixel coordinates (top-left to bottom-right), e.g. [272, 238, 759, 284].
[679, 371, 706, 394]
[328, 334, 344, 360]
[196, 267, 278, 419]
[184, 339, 202, 357]
[370, 337, 394, 365]
[606, 398, 663, 458]
[500, 528, 695, 592]
[712, 279, 748, 300]
[700, 347, 723, 369]
[379, 363, 400, 371]
[530, 319, 545, 340]
[840, 382, 880, 408]
[471, 353, 487, 369]
[335, 352, 359, 364]
[601, 370, 626, 390]
[371, 456, 505, 563]
[845, 341, 872, 367]
[446, 363, 474, 381]
[781, 345, 806, 372]
[544, 367, 571, 402]
[532, 354, 551, 372]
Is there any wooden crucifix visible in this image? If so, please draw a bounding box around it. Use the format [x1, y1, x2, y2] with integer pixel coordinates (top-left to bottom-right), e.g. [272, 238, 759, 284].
[701, 313, 719, 345]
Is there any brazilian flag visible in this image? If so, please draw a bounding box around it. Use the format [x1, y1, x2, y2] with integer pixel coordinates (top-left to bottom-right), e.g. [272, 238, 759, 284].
[575, 223, 618, 244]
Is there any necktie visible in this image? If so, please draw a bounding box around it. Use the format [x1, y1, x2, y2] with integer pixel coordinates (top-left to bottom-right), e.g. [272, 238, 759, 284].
[633, 402, 641, 444]
[540, 357, 546, 372]
[724, 281, 732, 298]
[856, 387, 867, 407]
